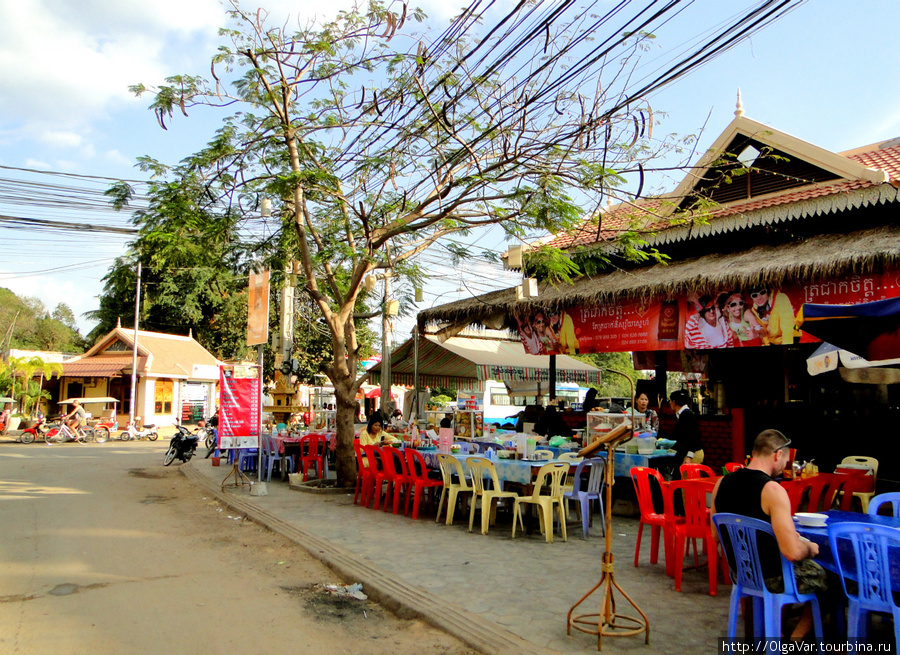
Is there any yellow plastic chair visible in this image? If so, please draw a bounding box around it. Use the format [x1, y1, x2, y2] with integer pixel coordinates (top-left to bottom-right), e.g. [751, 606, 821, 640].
[531, 449, 554, 461]
[512, 462, 569, 543]
[839, 455, 879, 512]
[435, 453, 474, 526]
[466, 457, 520, 535]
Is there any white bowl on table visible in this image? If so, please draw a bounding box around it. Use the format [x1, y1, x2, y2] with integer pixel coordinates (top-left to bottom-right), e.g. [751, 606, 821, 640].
[794, 512, 828, 528]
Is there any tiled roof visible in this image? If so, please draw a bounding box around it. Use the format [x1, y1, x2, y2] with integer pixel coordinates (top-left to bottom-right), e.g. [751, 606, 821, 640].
[542, 139, 900, 251]
[77, 328, 222, 379]
[62, 355, 142, 378]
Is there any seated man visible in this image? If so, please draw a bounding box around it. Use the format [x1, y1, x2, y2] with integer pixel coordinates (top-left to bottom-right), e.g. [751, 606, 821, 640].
[711, 429, 827, 642]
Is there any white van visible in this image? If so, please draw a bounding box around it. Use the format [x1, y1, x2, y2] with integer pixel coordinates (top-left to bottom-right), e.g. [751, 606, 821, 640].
[481, 380, 589, 426]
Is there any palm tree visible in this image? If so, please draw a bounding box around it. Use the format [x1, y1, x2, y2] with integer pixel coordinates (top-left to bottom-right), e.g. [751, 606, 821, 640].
[8, 356, 64, 417]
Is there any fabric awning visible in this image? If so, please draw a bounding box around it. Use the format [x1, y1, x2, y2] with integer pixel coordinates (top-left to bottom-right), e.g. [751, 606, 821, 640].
[369, 334, 602, 389]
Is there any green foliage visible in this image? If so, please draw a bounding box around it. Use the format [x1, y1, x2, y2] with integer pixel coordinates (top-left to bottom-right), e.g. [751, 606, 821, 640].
[573, 352, 644, 398]
[0, 289, 85, 353]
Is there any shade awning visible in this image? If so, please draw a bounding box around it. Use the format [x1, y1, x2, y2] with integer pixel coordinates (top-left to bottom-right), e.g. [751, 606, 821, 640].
[798, 297, 900, 360]
[369, 334, 602, 389]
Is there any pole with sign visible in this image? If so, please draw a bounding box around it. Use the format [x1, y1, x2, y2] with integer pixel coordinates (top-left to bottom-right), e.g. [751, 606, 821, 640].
[220, 270, 269, 491]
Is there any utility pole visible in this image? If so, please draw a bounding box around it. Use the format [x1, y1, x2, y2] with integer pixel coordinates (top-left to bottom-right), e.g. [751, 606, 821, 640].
[380, 271, 393, 418]
[129, 261, 142, 428]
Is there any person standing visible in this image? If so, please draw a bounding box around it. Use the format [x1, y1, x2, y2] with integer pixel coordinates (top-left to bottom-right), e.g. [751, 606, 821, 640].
[668, 389, 703, 465]
[711, 429, 827, 642]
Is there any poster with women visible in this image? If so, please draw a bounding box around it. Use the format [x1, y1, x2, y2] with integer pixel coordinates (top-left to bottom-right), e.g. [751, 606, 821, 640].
[218, 364, 261, 449]
[512, 269, 900, 354]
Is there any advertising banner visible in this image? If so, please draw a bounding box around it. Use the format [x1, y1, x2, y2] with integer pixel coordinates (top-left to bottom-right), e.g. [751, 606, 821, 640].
[247, 269, 270, 346]
[218, 364, 261, 450]
[514, 269, 900, 355]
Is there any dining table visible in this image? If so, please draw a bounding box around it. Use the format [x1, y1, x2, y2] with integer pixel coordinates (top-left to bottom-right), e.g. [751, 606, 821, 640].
[794, 509, 900, 574]
[415, 450, 575, 488]
[270, 431, 336, 477]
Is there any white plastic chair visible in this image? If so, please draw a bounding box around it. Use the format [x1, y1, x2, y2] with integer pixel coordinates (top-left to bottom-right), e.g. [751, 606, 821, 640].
[839, 455, 879, 512]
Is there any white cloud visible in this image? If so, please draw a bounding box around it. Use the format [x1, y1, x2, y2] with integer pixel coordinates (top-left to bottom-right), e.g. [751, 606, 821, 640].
[23, 158, 52, 170]
[38, 131, 84, 148]
[104, 149, 133, 167]
[0, 271, 98, 333]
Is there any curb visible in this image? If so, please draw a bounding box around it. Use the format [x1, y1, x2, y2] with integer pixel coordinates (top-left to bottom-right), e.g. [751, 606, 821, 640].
[182, 463, 552, 655]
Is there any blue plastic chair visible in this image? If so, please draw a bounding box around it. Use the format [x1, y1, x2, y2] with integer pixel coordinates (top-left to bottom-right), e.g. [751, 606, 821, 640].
[712, 514, 823, 648]
[563, 456, 606, 539]
[828, 522, 900, 645]
[868, 492, 900, 518]
[260, 434, 292, 482]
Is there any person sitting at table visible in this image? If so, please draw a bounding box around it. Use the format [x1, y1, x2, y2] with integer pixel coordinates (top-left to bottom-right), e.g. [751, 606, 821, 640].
[357, 413, 399, 447]
[534, 403, 573, 438]
[711, 429, 830, 643]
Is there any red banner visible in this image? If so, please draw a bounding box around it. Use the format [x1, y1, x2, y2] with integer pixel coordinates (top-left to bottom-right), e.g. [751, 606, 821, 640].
[514, 269, 900, 354]
[218, 364, 261, 450]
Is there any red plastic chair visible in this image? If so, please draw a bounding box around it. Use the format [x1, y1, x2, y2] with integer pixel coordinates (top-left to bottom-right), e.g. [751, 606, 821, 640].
[631, 466, 681, 574]
[353, 440, 369, 505]
[362, 445, 386, 509]
[781, 478, 812, 514]
[806, 473, 847, 512]
[405, 449, 443, 519]
[666, 480, 721, 595]
[380, 447, 413, 514]
[680, 463, 717, 480]
[299, 435, 327, 481]
[723, 463, 744, 474]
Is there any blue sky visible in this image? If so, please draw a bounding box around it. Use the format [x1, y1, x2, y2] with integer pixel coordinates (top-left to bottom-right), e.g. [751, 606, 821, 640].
[1, 0, 898, 340]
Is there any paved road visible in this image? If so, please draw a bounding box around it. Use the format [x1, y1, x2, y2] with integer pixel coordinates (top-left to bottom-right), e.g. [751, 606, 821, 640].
[0, 440, 469, 655]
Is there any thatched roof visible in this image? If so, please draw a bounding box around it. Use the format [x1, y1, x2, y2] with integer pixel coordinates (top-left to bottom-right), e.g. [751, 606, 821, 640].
[419, 225, 900, 329]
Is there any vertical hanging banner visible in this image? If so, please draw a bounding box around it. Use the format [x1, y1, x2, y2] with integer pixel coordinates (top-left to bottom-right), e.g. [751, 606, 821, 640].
[218, 364, 261, 450]
[247, 269, 270, 346]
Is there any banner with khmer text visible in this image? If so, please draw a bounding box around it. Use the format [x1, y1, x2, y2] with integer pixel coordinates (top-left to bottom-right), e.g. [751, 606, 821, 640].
[218, 364, 261, 450]
[513, 270, 900, 354]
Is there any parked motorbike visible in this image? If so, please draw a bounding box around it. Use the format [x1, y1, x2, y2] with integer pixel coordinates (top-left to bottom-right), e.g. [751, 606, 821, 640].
[164, 424, 200, 466]
[119, 419, 159, 441]
[20, 417, 47, 444]
[202, 413, 219, 459]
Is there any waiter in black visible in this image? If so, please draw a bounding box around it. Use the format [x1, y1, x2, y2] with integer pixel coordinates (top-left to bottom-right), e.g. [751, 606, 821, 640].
[668, 389, 704, 466]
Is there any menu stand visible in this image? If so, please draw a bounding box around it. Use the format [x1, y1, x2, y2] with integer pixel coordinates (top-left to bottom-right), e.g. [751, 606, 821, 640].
[568, 421, 649, 651]
[221, 457, 252, 492]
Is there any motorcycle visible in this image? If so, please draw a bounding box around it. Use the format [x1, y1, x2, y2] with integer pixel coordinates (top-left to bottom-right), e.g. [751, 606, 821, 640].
[164, 424, 200, 466]
[119, 419, 159, 441]
[202, 414, 219, 459]
[20, 417, 47, 444]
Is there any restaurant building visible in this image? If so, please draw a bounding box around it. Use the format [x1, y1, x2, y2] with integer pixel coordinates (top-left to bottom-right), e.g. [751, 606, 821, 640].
[419, 107, 900, 487]
[56, 325, 221, 428]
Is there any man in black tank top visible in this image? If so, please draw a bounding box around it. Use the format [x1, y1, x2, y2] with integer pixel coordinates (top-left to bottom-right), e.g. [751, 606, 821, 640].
[711, 429, 825, 642]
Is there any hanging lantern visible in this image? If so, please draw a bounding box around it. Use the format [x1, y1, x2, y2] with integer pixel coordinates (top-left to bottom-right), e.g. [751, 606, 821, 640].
[364, 275, 377, 292]
[260, 198, 272, 216]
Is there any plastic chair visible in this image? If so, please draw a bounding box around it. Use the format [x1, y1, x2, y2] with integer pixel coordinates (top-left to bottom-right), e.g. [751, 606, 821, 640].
[869, 492, 900, 518]
[466, 457, 520, 535]
[558, 452, 583, 463]
[806, 473, 847, 512]
[299, 435, 327, 481]
[260, 434, 292, 482]
[435, 454, 474, 525]
[680, 463, 717, 480]
[723, 463, 745, 474]
[405, 449, 443, 519]
[828, 522, 900, 645]
[712, 514, 824, 645]
[631, 466, 681, 574]
[380, 447, 412, 515]
[531, 449, 554, 461]
[361, 445, 385, 509]
[666, 480, 720, 595]
[512, 462, 568, 543]
[353, 440, 369, 505]
[563, 456, 606, 539]
[839, 456, 879, 512]
[237, 447, 259, 473]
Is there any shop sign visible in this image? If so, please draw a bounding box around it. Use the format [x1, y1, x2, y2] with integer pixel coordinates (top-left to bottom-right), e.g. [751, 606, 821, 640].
[513, 270, 900, 354]
[218, 364, 260, 449]
[476, 364, 602, 384]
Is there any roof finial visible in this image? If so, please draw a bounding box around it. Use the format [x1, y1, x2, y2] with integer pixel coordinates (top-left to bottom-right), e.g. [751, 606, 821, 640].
[735, 88, 745, 117]
[116, 317, 121, 328]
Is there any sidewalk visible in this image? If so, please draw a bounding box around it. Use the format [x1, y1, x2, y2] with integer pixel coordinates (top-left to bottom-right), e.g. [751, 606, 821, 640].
[184, 459, 730, 654]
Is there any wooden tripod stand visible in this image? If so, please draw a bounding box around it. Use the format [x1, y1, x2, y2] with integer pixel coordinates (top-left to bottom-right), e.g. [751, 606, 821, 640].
[567, 439, 650, 650]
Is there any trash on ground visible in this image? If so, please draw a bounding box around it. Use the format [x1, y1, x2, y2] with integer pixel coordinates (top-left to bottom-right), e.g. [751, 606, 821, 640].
[320, 582, 367, 601]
